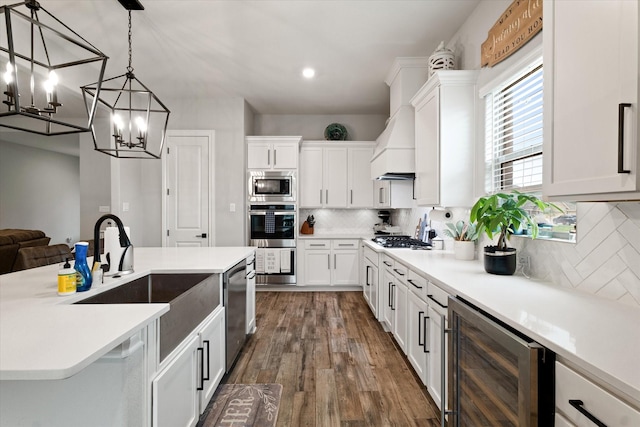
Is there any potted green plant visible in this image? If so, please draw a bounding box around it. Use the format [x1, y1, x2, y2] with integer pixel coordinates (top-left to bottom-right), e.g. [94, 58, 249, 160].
[443, 220, 480, 260]
[470, 191, 561, 275]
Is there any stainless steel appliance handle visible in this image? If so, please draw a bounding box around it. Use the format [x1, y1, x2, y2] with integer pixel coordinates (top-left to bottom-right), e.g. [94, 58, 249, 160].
[249, 211, 293, 216]
[568, 400, 607, 427]
[618, 103, 632, 174]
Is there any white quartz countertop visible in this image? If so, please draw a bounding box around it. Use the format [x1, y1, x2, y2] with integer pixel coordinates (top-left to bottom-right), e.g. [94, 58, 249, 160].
[298, 233, 373, 240]
[0, 247, 256, 381]
[363, 241, 640, 404]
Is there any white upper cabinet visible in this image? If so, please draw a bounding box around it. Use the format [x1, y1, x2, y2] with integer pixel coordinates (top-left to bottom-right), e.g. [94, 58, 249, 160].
[348, 146, 375, 207]
[411, 70, 478, 207]
[246, 136, 301, 170]
[543, 0, 639, 201]
[299, 141, 374, 208]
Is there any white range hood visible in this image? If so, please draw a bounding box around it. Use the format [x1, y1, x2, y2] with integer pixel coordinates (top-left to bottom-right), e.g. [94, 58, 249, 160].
[370, 105, 416, 180]
[371, 58, 429, 180]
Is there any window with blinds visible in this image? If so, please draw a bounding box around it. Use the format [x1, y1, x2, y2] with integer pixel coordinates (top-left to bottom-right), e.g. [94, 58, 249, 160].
[484, 61, 543, 193]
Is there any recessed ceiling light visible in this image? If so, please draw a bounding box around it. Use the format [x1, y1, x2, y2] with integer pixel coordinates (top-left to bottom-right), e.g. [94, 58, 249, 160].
[302, 68, 315, 79]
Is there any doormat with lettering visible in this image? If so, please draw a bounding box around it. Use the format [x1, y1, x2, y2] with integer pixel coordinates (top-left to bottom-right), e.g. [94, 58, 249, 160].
[199, 383, 282, 427]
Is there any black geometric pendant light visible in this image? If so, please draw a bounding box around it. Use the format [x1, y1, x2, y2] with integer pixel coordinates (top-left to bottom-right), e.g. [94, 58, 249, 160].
[0, 0, 108, 136]
[81, 0, 170, 159]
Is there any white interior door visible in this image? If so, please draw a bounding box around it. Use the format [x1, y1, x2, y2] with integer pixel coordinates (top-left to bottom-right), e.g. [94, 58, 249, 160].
[163, 131, 215, 247]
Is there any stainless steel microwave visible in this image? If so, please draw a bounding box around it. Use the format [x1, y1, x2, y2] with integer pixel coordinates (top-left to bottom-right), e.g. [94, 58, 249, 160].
[248, 171, 296, 202]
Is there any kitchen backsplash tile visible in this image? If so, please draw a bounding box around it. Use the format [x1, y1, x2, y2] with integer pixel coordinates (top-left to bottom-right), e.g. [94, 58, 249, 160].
[299, 209, 380, 235]
[395, 202, 640, 308]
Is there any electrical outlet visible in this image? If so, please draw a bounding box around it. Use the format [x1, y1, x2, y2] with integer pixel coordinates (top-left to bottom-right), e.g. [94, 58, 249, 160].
[518, 256, 530, 267]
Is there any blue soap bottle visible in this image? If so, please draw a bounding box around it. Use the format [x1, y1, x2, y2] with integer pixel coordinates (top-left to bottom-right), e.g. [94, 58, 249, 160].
[74, 241, 93, 292]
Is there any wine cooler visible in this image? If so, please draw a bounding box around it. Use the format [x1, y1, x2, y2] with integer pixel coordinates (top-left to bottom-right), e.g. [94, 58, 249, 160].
[448, 297, 555, 427]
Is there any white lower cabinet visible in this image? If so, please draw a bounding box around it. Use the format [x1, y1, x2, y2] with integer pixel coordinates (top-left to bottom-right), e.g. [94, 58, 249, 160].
[407, 289, 429, 384]
[301, 239, 359, 286]
[392, 264, 408, 354]
[426, 282, 449, 415]
[381, 256, 395, 331]
[198, 307, 226, 413]
[152, 335, 200, 427]
[555, 361, 640, 427]
[362, 244, 380, 318]
[152, 307, 226, 427]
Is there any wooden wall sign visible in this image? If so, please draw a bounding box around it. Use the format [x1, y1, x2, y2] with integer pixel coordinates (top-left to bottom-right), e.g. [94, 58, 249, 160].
[481, 0, 542, 67]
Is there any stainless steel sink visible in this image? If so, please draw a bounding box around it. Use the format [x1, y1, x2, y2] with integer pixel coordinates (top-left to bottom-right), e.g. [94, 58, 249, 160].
[75, 273, 220, 361]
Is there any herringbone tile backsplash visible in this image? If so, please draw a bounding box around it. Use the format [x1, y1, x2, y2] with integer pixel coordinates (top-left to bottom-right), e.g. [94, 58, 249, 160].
[514, 202, 640, 307]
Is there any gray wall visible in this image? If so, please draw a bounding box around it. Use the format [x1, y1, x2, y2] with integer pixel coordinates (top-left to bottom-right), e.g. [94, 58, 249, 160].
[254, 114, 387, 141]
[0, 140, 80, 245]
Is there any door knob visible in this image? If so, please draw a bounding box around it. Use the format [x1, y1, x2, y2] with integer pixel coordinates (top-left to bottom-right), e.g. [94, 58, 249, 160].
[196, 233, 207, 238]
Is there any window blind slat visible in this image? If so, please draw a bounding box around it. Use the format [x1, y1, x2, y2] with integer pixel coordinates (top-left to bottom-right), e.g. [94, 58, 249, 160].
[485, 62, 543, 193]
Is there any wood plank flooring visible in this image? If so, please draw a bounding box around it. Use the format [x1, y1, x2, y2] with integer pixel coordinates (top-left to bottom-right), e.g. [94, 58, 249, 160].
[220, 291, 441, 427]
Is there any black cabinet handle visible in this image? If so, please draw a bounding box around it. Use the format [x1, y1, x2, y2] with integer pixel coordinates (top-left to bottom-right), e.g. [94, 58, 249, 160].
[418, 311, 424, 347]
[203, 340, 210, 381]
[391, 284, 396, 310]
[393, 268, 405, 276]
[427, 294, 447, 309]
[407, 279, 422, 289]
[383, 261, 392, 267]
[618, 103, 632, 174]
[568, 400, 607, 427]
[366, 265, 371, 286]
[422, 313, 429, 353]
[388, 282, 393, 308]
[196, 347, 204, 391]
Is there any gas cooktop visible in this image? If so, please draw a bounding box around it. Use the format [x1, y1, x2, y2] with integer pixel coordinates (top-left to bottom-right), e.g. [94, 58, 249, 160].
[372, 235, 432, 249]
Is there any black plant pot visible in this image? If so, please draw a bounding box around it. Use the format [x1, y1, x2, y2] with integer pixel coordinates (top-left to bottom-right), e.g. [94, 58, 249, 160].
[483, 246, 517, 275]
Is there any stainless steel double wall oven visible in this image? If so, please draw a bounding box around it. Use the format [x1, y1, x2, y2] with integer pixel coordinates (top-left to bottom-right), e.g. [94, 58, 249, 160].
[247, 171, 297, 285]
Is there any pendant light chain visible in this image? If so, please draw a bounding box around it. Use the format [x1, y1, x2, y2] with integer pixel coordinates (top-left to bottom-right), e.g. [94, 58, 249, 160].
[127, 10, 133, 73]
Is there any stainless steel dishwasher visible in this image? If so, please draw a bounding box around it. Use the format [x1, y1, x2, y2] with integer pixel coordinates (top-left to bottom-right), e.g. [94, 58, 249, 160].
[223, 259, 247, 372]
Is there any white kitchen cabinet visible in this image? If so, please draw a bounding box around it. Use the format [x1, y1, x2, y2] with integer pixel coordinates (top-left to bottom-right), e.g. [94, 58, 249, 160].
[247, 136, 301, 170]
[153, 306, 226, 427]
[299, 141, 375, 208]
[410, 70, 478, 207]
[406, 286, 428, 385]
[301, 239, 359, 286]
[362, 244, 380, 318]
[348, 146, 375, 207]
[543, 0, 639, 201]
[426, 281, 449, 414]
[152, 335, 200, 427]
[198, 307, 226, 413]
[555, 362, 640, 426]
[381, 256, 395, 331]
[373, 180, 414, 208]
[391, 261, 408, 354]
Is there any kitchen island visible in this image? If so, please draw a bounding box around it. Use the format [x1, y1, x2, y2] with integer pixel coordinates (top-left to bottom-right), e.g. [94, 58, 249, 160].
[0, 246, 255, 427]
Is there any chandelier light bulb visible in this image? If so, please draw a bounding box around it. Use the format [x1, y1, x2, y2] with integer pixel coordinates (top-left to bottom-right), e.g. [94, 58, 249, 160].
[3, 63, 13, 85]
[135, 116, 147, 133]
[112, 113, 124, 131]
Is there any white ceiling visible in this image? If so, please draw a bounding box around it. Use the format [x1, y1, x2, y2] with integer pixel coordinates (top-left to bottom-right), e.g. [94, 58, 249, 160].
[34, 0, 480, 117]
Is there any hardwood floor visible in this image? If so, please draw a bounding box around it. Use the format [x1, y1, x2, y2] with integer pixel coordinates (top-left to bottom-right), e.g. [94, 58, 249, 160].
[222, 291, 441, 427]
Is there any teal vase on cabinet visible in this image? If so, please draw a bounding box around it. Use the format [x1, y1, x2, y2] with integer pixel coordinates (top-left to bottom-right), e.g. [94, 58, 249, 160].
[74, 242, 92, 292]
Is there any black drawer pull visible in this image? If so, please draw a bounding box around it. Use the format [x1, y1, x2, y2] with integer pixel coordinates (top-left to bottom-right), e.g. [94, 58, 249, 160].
[196, 347, 204, 391]
[407, 279, 422, 289]
[393, 268, 405, 276]
[427, 294, 447, 309]
[569, 400, 607, 427]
